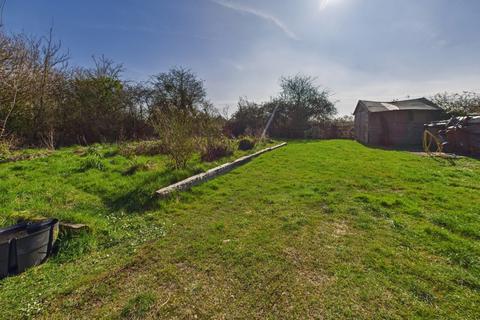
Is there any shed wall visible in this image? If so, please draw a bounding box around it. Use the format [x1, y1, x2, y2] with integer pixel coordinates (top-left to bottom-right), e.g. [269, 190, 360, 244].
[354, 107, 369, 144]
[368, 110, 445, 146]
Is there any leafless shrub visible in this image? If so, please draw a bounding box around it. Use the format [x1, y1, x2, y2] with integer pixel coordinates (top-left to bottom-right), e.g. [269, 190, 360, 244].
[40, 128, 56, 150]
[152, 109, 197, 169]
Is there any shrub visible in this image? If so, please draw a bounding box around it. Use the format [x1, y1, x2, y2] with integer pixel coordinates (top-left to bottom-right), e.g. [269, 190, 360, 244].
[119, 140, 166, 158]
[118, 144, 135, 158]
[200, 138, 234, 162]
[238, 137, 256, 151]
[152, 110, 197, 169]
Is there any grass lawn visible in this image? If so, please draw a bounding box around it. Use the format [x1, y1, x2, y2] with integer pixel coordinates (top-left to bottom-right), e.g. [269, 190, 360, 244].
[1, 140, 479, 319]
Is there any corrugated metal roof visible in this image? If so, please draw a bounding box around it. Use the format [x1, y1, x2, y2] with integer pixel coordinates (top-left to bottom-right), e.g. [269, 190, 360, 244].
[354, 98, 443, 114]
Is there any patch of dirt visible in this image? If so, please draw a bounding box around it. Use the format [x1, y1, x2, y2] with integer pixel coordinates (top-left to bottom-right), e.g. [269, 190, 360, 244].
[332, 221, 349, 238]
[283, 247, 335, 288]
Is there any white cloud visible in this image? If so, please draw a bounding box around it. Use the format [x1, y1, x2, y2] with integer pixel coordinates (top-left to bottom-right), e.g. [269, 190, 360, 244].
[210, 0, 298, 40]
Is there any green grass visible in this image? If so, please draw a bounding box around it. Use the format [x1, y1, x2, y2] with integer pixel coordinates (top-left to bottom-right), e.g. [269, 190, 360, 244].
[1, 140, 479, 319]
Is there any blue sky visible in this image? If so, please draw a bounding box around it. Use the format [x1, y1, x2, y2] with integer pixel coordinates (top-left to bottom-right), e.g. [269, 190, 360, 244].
[3, 0, 480, 115]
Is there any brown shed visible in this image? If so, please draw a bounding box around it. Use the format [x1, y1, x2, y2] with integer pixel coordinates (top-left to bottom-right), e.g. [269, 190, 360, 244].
[353, 98, 446, 147]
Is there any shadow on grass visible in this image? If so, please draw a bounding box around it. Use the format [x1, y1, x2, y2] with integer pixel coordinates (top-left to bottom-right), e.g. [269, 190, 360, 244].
[281, 138, 352, 145]
[356, 140, 424, 152]
[357, 140, 480, 160]
[106, 174, 161, 213]
[102, 167, 202, 214]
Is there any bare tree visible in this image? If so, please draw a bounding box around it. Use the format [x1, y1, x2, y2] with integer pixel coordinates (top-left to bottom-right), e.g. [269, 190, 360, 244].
[0, 32, 33, 141]
[0, 0, 7, 28]
[0, 27, 69, 149]
[150, 67, 207, 114]
[0, 28, 224, 149]
[35, 27, 69, 148]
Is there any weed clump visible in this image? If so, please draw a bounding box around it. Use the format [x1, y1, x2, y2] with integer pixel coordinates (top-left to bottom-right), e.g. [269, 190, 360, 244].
[123, 157, 153, 175]
[120, 292, 156, 319]
[79, 148, 106, 171]
[119, 140, 166, 158]
[200, 138, 234, 162]
[80, 156, 105, 171]
[85, 145, 103, 157]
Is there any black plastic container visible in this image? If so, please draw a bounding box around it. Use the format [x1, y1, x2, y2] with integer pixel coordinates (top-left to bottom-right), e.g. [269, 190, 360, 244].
[0, 222, 27, 278]
[0, 219, 58, 279]
[0, 241, 9, 278]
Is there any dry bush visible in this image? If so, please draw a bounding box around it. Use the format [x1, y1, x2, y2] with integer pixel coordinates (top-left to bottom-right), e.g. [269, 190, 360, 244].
[200, 138, 234, 162]
[195, 102, 235, 162]
[152, 110, 196, 169]
[119, 140, 166, 158]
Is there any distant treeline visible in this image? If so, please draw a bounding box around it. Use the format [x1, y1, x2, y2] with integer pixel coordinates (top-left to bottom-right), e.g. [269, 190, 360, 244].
[226, 97, 353, 139]
[0, 29, 343, 149]
[2, 28, 476, 150]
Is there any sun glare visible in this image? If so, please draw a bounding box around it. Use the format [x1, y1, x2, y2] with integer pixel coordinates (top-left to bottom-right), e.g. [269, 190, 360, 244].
[319, 0, 342, 11]
[319, 0, 330, 10]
